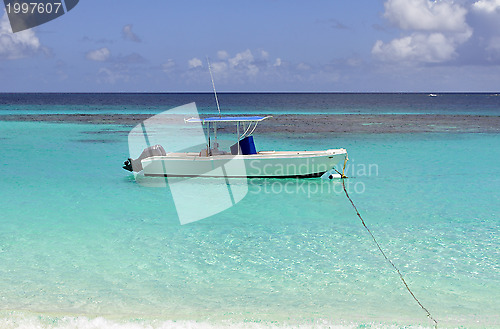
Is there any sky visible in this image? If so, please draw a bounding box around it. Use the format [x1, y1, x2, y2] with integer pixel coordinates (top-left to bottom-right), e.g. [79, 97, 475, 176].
[1, 0, 500, 92]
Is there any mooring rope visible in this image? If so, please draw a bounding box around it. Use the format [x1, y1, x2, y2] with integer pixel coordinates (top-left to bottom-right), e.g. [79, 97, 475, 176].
[332, 166, 438, 329]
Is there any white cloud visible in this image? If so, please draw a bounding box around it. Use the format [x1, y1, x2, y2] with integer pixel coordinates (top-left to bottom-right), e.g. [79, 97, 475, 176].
[97, 67, 128, 84]
[297, 62, 311, 70]
[384, 0, 469, 32]
[0, 13, 41, 60]
[210, 61, 228, 75]
[188, 57, 202, 68]
[228, 49, 253, 67]
[183, 49, 337, 88]
[466, 0, 500, 61]
[347, 58, 362, 67]
[162, 59, 175, 73]
[373, 0, 472, 63]
[86, 48, 110, 62]
[122, 24, 141, 42]
[228, 49, 259, 76]
[373, 33, 457, 63]
[188, 50, 261, 81]
[486, 36, 500, 52]
[246, 66, 259, 76]
[217, 50, 229, 60]
[472, 0, 500, 13]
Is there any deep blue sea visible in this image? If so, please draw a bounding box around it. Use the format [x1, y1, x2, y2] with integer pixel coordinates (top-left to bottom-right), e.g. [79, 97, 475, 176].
[0, 93, 499, 329]
[1, 92, 500, 115]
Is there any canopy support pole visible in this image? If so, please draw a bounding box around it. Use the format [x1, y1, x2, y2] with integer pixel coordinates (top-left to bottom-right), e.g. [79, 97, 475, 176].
[214, 123, 218, 150]
[207, 122, 211, 156]
[236, 122, 240, 155]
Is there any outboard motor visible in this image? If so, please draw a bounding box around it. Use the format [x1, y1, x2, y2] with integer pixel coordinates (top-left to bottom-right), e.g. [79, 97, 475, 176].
[123, 144, 166, 172]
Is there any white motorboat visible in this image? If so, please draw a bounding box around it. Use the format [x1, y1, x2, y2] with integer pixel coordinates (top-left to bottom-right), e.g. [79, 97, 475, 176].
[123, 58, 347, 179]
[123, 115, 348, 178]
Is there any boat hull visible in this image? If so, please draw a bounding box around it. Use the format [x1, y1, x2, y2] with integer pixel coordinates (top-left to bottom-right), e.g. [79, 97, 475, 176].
[141, 149, 347, 178]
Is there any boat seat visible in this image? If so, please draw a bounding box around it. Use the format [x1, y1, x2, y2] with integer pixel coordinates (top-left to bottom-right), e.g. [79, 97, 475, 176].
[230, 136, 257, 155]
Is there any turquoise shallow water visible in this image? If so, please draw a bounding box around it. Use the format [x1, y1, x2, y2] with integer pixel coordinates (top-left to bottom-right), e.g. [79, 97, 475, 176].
[0, 121, 499, 329]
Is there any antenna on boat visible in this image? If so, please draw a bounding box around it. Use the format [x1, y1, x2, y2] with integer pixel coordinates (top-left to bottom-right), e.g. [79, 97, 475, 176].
[207, 57, 221, 118]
